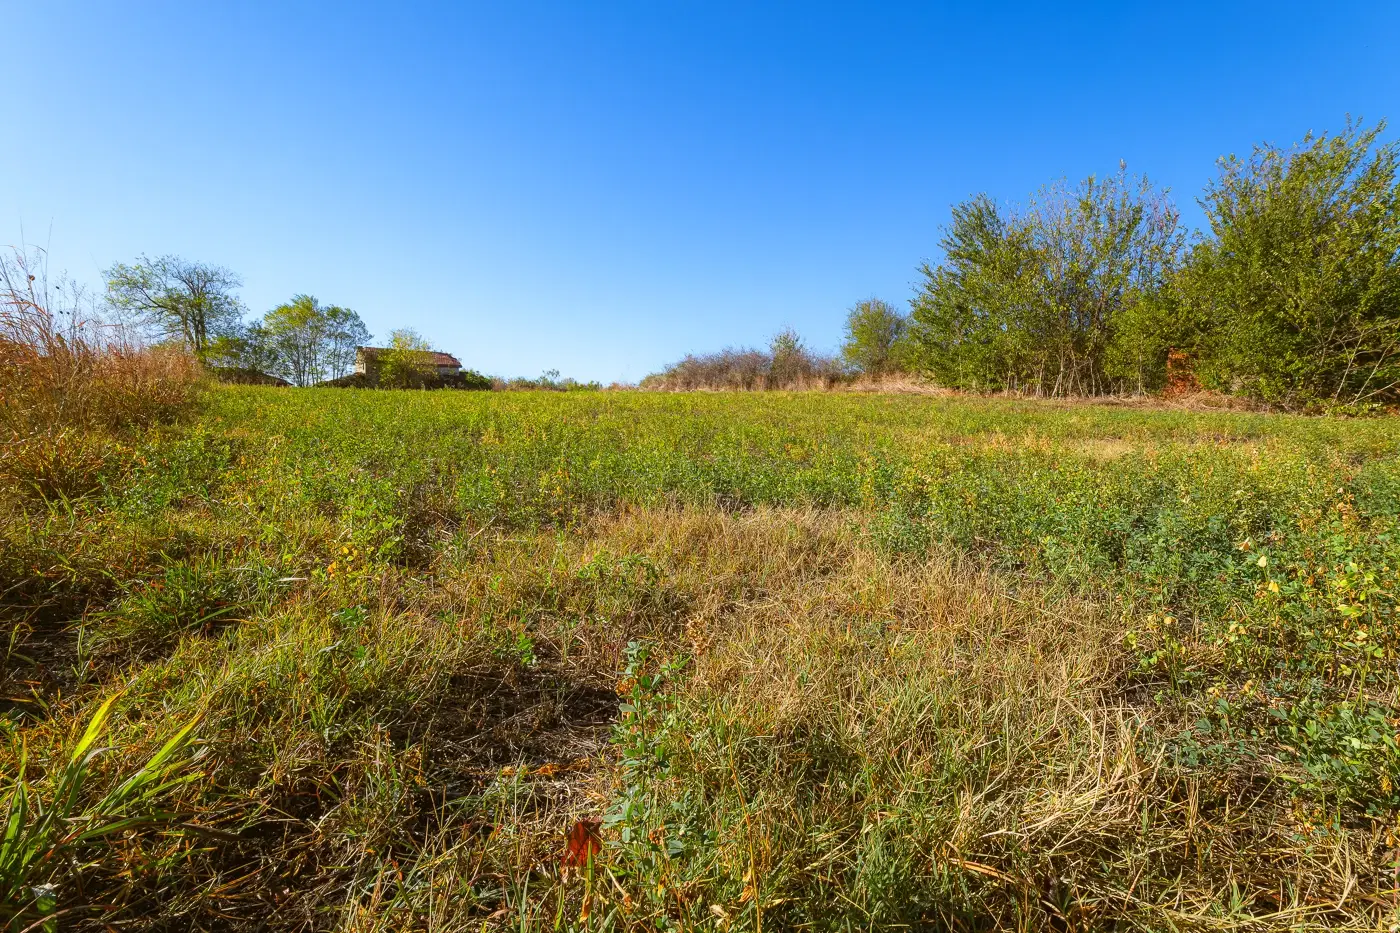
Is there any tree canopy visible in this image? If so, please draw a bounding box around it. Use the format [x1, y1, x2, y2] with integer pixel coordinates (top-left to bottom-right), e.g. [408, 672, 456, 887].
[104, 256, 245, 358]
[908, 168, 1184, 396]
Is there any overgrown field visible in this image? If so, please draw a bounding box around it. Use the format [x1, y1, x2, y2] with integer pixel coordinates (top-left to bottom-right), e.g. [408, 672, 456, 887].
[3, 388, 1399, 931]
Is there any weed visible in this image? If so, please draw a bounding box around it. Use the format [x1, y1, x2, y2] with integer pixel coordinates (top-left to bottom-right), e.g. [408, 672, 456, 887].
[0, 695, 201, 931]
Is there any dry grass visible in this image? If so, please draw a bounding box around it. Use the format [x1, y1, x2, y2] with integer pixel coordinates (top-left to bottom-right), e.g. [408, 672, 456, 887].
[14, 507, 1374, 930]
[567, 509, 1384, 931]
[0, 249, 202, 498]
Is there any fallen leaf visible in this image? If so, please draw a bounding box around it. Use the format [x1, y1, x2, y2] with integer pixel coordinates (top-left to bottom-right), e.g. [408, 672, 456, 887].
[561, 818, 603, 872]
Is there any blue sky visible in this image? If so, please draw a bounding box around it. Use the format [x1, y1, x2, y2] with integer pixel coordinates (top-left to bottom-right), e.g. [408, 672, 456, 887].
[6, 2, 1398, 383]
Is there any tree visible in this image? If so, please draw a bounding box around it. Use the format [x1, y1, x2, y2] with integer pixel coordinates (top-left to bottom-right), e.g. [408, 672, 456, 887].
[104, 256, 245, 358]
[1178, 120, 1400, 406]
[259, 295, 371, 386]
[263, 295, 330, 387]
[323, 304, 370, 379]
[377, 328, 436, 388]
[909, 167, 1184, 395]
[841, 298, 910, 376]
[205, 322, 281, 374]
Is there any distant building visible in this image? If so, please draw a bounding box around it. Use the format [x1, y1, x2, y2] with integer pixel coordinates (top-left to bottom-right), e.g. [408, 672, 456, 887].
[354, 346, 463, 378]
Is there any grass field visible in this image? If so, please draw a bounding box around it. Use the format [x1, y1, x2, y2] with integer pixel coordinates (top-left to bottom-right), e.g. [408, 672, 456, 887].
[3, 387, 1399, 931]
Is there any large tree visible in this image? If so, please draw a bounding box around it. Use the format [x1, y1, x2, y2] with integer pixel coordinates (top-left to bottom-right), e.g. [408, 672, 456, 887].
[909, 168, 1184, 395]
[263, 295, 328, 387]
[1178, 121, 1400, 406]
[323, 304, 371, 379]
[105, 256, 245, 358]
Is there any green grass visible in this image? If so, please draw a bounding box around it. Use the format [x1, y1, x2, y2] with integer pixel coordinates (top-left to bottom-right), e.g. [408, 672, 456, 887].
[2, 387, 1398, 930]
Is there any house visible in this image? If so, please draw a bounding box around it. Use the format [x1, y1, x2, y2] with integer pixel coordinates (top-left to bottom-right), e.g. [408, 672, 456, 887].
[354, 346, 463, 378]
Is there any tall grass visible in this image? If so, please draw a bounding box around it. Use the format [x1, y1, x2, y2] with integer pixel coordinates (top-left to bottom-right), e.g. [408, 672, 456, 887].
[0, 248, 201, 498]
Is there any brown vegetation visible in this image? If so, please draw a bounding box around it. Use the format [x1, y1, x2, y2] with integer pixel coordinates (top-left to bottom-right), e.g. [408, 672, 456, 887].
[0, 249, 202, 498]
[641, 346, 847, 391]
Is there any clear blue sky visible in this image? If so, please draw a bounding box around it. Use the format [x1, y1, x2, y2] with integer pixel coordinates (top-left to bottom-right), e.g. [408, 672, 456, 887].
[7, 2, 1398, 383]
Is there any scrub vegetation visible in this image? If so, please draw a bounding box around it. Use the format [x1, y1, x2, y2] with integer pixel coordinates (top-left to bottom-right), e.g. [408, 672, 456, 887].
[649, 120, 1400, 411]
[3, 341, 1399, 929]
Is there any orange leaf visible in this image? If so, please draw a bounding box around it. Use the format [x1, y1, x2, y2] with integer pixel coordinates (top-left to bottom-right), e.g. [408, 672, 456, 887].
[561, 818, 603, 870]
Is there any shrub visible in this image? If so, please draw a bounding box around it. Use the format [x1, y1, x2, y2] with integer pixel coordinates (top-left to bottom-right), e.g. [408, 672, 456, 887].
[494, 369, 601, 391]
[450, 368, 493, 390]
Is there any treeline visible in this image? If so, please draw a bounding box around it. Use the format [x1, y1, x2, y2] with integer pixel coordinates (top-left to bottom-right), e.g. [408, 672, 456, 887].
[651, 120, 1400, 410]
[99, 255, 509, 389]
[103, 254, 378, 386]
[913, 120, 1399, 408]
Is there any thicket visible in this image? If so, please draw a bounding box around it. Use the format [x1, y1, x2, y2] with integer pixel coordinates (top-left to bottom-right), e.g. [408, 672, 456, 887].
[1175, 122, 1400, 407]
[910, 167, 1183, 396]
[642, 328, 846, 390]
[910, 120, 1400, 408]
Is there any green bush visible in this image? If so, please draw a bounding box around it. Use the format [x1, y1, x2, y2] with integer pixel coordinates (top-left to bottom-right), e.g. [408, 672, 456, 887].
[1178, 121, 1400, 407]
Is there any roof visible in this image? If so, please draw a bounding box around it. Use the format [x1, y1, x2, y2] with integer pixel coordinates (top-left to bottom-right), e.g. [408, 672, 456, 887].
[357, 346, 461, 367]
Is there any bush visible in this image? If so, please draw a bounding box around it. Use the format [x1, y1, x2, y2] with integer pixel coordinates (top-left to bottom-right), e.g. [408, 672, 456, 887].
[448, 368, 494, 390]
[494, 369, 601, 391]
[1178, 120, 1400, 408]
[841, 298, 913, 376]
